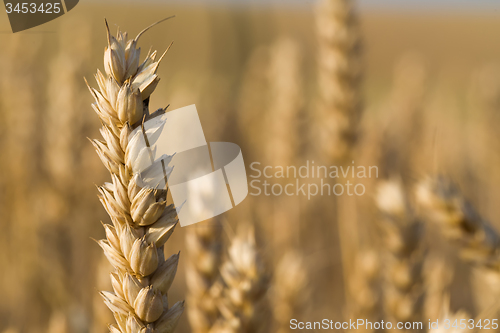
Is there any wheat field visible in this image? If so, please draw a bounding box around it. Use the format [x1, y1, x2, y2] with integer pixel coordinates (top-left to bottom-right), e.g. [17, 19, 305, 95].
[1, 1, 500, 332]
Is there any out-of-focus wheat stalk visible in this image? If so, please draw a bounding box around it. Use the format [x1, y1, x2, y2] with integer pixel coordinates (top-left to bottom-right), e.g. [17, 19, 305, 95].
[378, 55, 427, 178]
[428, 299, 471, 333]
[186, 224, 223, 333]
[263, 37, 304, 254]
[47, 311, 69, 333]
[211, 226, 268, 333]
[416, 177, 500, 268]
[0, 34, 43, 327]
[423, 257, 453, 320]
[91, 257, 114, 333]
[237, 46, 271, 161]
[315, 0, 362, 164]
[87, 20, 184, 332]
[264, 38, 303, 169]
[314, 0, 366, 322]
[271, 251, 309, 333]
[416, 176, 500, 313]
[377, 180, 425, 326]
[347, 249, 380, 332]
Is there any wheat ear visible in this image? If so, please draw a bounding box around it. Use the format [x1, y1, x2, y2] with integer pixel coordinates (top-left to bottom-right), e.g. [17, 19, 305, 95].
[416, 177, 500, 269]
[315, 0, 362, 164]
[314, 0, 364, 316]
[211, 226, 268, 333]
[186, 224, 223, 333]
[377, 180, 425, 325]
[88, 20, 184, 333]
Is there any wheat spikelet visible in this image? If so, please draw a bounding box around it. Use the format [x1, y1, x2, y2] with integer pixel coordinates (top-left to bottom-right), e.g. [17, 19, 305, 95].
[271, 251, 309, 333]
[314, 0, 362, 164]
[211, 226, 268, 333]
[377, 180, 425, 326]
[416, 177, 500, 269]
[87, 19, 184, 333]
[186, 223, 223, 333]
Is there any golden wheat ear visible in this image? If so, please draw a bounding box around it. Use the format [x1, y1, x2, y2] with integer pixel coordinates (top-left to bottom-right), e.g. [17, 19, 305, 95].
[88, 20, 184, 333]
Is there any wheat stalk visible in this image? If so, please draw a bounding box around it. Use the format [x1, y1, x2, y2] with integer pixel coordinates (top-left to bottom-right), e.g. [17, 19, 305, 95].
[87, 19, 184, 333]
[377, 180, 425, 326]
[211, 226, 268, 333]
[186, 224, 223, 333]
[416, 177, 500, 313]
[315, 0, 362, 164]
[314, 0, 366, 323]
[416, 176, 500, 269]
[346, 249, 380, 332]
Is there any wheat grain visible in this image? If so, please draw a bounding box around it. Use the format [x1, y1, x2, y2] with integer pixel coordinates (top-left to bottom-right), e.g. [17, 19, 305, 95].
[87, 19, 184, 333]
[211, 226, 269, 333]
[186, 224, 223, 333]
[377, 180, 425, 327]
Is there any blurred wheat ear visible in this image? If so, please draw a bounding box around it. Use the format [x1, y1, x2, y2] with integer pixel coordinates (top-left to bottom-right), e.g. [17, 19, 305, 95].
[314, 0, 363, 164]
[416, 177, 500, 269]
[211, 225, 269, 333]
[186, 223, 223, 333]
[87, 19, 184, 333]
[416, 176, 500, 313]
[314, 0, 365, 323]
[377, 180, 425, 327]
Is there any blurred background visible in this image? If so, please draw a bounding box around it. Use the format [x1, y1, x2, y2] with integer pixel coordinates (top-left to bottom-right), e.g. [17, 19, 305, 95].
[1, 0, 500, 332]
